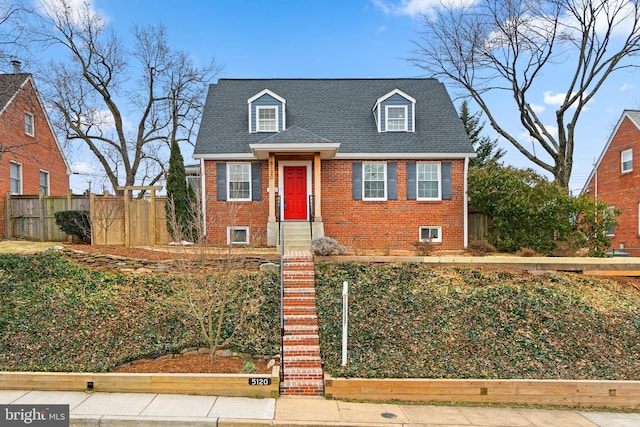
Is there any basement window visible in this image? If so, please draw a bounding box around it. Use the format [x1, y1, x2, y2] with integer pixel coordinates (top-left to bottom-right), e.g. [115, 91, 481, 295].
[227, 226, 249, 245]
[419, 226, 442, 243]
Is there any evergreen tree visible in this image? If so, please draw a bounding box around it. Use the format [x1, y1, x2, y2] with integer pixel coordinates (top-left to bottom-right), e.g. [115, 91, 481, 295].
[459, 101, 505, 168]
[165, 139, 195, 241]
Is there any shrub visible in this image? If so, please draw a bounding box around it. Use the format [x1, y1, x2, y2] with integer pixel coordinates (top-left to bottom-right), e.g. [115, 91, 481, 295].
[412, 240, 434, 256]
[467, 239, 496, 256]
[55, 210, 91, 243]
[516, 247, 540, 257]
[311, 237, 346, 256]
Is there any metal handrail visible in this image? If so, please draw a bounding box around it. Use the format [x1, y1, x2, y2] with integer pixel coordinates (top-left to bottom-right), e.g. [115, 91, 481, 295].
[308, 195, 314, 240]
[278, 195, 285, 383]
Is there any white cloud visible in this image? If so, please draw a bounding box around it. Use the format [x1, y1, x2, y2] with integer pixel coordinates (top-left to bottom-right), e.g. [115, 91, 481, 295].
[71, 162, 96, 175]
[543, 91, 567, 106]
[529, 104, 546, 114]
[372, 0, 476, 17]
[37, 0, 109, 27]
[378, 25, 387, 32]
[619, 82, 633, 91]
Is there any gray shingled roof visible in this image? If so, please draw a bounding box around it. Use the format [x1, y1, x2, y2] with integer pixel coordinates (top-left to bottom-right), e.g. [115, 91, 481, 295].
[0, 73, 29, 113]
[194, 78, 475, 157]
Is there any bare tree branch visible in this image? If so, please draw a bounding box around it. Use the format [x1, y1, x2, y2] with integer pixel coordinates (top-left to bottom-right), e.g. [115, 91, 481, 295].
[411, 0, 640, 188]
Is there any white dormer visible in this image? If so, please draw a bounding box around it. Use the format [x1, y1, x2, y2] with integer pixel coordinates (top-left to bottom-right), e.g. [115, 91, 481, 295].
[248, 89, 286, 133]
[372, 88, 416, 133]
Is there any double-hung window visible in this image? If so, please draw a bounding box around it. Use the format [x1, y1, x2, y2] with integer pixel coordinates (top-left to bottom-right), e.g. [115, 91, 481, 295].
[40, 171, 50, 196]
[363, 163, 387, 200]
[417, 162, 441, 200]
[386, 106, 407, 132]
[622, 149, 633, 173]
[227, 163, 251, 201]
[10, 162, 21, 194]
[257, 106, 277, 132]
[24, 112, 34, 136]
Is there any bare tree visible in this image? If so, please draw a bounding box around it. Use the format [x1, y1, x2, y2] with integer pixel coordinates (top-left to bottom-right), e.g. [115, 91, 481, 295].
[34, 0, 219, 194]
[165, 192, 262, 364]
[411, 0, 640, 188]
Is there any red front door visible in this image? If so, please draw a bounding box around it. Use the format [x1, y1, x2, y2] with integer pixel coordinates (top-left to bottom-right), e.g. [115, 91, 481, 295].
[283, 166, 307, 220]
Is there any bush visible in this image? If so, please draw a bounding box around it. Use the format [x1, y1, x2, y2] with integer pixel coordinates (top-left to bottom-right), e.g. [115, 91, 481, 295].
[515, 247, 540, 257]
[55, 210, 91, 243]
[412, 240, 435, 256]
[311, 237, 346, 256]
[467, 239, 496, 256]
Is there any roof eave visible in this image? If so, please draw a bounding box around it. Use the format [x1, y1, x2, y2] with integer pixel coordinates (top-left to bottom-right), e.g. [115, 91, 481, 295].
[249, 142, 341, 159]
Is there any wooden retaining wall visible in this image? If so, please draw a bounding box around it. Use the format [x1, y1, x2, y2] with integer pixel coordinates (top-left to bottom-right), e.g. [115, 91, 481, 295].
[0, 367, 279, 399]
[324, 376, 640, 409]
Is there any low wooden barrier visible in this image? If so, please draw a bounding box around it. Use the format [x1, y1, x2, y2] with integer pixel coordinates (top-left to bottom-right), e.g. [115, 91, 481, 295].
[0, 367, 279, 398]
[324, 376, 640, 409]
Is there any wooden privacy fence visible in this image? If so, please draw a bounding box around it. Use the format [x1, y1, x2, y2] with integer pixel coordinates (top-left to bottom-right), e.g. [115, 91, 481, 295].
[5, 192, 89, 241]
[90, 186, 171, 247]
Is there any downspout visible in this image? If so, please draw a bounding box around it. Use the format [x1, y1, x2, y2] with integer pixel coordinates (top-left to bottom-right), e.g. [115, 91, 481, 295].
[200, 159, 206, 239]
[463, 156, 469, 249]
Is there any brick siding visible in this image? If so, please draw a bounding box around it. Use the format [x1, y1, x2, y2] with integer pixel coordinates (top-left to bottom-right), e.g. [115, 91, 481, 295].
[204, 159, 466, 251]
[584, 116, 640, 249]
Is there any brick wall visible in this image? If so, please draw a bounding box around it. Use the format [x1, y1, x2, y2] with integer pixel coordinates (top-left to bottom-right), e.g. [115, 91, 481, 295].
[321, 159, 465, 251]
[204, 159, 467, 251]
[584, 116, 640, 249]
[0, 78, 69, 237]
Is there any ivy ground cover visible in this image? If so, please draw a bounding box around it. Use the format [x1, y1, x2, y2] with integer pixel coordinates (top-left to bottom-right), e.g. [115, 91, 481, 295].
[315, 262, 640, 380]
[0, 252, 280, 372]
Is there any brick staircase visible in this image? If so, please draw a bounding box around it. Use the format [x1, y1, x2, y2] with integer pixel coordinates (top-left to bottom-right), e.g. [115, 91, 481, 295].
[280, 251, 324, 396]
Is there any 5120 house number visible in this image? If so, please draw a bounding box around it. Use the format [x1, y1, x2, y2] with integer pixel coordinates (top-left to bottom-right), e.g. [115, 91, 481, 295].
[248, 378, 271, 386]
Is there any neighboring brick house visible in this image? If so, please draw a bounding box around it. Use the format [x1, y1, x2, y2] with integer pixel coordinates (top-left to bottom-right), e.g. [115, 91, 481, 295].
[193, 79, 475, 252]
[0, 63, 70, 237]
[582, 110, 640, 250]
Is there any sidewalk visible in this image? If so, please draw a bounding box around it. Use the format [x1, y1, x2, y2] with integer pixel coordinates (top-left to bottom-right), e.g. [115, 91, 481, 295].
[2, 390, 640, 426]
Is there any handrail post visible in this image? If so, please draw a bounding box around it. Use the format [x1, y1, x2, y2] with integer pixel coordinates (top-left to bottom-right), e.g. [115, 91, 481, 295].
[308, 195, 314, 240]
[278, 195, 284, 383]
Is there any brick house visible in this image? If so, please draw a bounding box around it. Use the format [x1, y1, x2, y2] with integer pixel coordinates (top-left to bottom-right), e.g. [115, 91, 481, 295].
[0, 63, 70, 237]
[582, 110, 640, 250]
[193, 79, 475, 252]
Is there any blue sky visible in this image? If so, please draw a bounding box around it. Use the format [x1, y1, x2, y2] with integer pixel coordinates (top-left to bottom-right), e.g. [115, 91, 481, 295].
[48, 0, 640, 194]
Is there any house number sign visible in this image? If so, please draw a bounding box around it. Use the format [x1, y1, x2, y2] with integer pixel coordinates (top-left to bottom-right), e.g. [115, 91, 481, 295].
[248, 377, 271, 386]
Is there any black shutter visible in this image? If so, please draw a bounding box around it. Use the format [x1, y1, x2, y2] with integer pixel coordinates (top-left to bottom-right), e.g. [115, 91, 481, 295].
[216, 162, 227, 201]
[387, 162, 397, 200]
[352, 162, 362, 200]
[251, 162, 262, 201]
[442, 161, 452, 200]
[406, 162, 416, 200]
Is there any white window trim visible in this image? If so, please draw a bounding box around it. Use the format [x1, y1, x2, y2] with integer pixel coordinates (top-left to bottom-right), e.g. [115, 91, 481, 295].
[256, 105, 278, 132]
[419, 226, 442, 243]
[385, 105, 408, 132]
[227, 226, 249, 245]
[621, 148, 633, 173]
[417, 162, 442, 201]
[25, 112, 34, 136]
[40, 170, 50, 196]
[227, 163, 252, 202]
[607, 206, 615, 237]
[363, 162, 387, 201]
[10, 161, 22, 195]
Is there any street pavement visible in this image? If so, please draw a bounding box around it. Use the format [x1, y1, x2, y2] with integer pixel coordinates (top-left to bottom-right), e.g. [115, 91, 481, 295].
[1, 390, 640, 426]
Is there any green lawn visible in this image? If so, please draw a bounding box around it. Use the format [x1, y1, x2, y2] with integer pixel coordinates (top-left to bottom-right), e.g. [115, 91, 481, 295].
[316, 262, 640, 380]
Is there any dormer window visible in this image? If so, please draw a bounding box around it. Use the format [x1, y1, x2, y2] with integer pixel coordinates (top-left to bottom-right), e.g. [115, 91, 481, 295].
[248, 89, 286, 133]
[386, 106, 407, 132]
[257, 106, 277, 132]
[373, 89, 416, 133]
